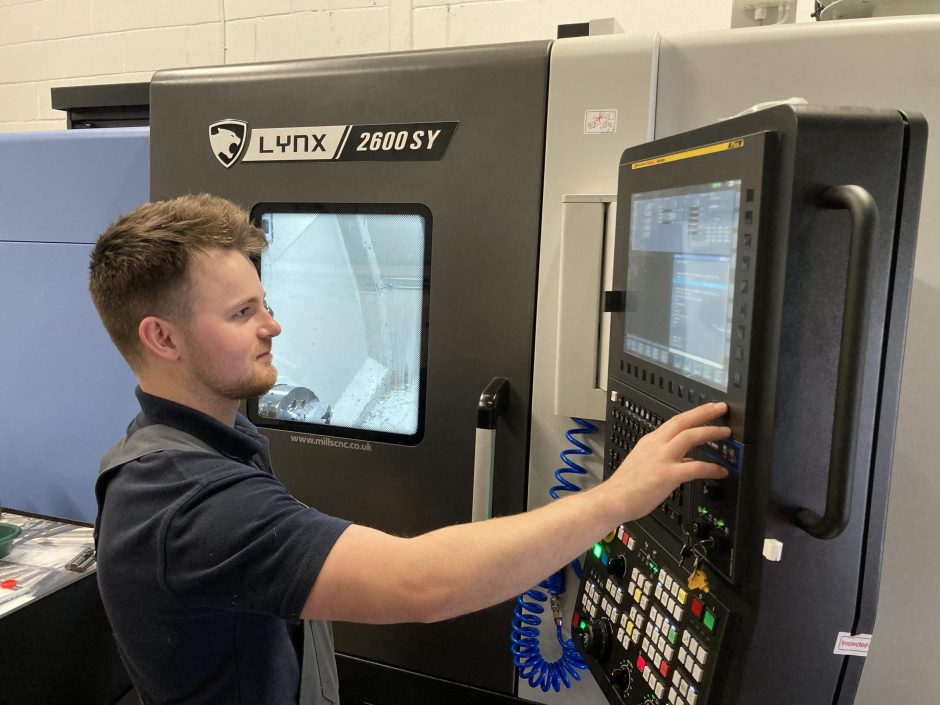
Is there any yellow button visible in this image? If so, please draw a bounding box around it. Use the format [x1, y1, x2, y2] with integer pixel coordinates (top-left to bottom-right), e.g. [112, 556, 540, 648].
[634, 588, 642, 603]
[678, 589, 688, 605]
[626, 622, 634, 636]
[604, 529, 617, 543]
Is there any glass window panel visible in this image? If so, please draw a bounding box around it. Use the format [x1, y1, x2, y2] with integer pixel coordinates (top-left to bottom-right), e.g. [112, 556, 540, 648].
[250, 205, 429, 443]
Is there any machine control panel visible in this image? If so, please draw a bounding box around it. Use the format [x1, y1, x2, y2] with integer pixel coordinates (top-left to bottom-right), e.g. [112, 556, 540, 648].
[575, 131, 766, 703]
[573, 526, 730, 705]
[575, 104, 926, 705]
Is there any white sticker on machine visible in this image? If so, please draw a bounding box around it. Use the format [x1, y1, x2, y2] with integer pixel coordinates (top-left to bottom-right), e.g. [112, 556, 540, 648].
[585, 109, 617, 134]
[833, 632, 872, 657]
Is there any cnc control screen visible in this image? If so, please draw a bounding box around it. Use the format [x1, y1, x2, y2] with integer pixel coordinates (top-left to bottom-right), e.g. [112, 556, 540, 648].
[624, 181, 740, 392]
[250, 206, 428, 441]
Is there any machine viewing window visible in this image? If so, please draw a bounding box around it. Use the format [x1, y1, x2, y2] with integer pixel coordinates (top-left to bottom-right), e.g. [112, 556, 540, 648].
[624, 181, 740, 392]
[248, 204, 430, 444]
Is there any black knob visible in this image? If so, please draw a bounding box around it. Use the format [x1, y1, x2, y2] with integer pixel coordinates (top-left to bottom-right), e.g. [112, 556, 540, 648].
[610, 665, 631, 694]
[580, 618, 612, 659]
[607, 554, 627, 579]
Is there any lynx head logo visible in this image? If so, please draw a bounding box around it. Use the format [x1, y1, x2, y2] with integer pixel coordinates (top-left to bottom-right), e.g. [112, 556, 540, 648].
[209, 120, 248, 168]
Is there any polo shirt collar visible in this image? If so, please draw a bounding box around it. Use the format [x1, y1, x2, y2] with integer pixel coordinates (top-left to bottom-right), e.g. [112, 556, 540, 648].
[133, 387, 268, 462]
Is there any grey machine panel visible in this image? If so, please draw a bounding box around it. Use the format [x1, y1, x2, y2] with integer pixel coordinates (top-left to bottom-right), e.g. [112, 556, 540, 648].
[0, 128, 148, 522]
[149, 42, 551, 697]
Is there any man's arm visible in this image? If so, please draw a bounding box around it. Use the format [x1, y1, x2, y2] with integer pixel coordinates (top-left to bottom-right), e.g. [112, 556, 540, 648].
[301, 402, 730, 624]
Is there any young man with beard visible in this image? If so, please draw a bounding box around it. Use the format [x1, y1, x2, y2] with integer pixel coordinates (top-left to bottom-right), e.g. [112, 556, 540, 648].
[88, 193, 730, 705]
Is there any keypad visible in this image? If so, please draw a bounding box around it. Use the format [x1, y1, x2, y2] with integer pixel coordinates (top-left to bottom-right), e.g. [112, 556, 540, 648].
[575, 528, 725, 705]
[607, 400, 664, 471]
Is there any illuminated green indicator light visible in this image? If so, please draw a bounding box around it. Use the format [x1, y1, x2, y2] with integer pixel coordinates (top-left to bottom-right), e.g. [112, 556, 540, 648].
[593, 544, 603, 559]
[715, 519, 726, 529]
[648, 560, 659, 574]
[698, 506, 708, 516]
[580, 620, 587, 630]
[703, 610, 717, 631]
[668, 627, 677, 645]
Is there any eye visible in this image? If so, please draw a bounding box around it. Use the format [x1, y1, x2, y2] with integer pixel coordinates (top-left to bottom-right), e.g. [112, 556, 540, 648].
[263, 298, 274, 317]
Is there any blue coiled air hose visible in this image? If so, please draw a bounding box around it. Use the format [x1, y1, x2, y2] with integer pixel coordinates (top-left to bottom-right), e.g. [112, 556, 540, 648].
[510, 417, 597, 692]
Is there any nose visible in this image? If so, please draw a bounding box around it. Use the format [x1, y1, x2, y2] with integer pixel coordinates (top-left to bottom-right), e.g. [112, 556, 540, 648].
[261, 309, 282, 338]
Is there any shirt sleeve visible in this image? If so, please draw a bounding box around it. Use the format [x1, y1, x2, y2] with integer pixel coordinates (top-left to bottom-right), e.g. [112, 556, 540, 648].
[161, 461, 351, 619]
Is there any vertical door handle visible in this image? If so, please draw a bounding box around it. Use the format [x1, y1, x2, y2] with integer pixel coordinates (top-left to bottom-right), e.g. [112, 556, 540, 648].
[472, 378, 510, 522]
[795, 185, 878, 540]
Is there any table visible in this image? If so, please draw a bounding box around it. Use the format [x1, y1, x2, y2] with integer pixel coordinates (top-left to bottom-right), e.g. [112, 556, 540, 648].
[0, 510, 131, 705]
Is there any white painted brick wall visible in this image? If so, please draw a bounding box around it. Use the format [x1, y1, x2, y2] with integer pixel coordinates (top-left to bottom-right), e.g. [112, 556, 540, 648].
[124, 24, 224, 73]
[0, 3, 38, 45]
[0, 0, 816, 132]
[36, 0, 94, 41]
[250, 12, 333, 62]
[226, 0, 292, 22]
[155, 1, 222, 27]
[92, 0, 158, 34]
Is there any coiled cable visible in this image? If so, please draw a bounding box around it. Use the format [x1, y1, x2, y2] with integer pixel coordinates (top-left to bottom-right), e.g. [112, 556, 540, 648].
[551, 418, 598, 579]
[510, 418, 597, 691]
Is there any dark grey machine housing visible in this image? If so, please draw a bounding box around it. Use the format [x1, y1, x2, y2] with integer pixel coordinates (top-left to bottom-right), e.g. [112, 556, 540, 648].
[574, 105, 926, 705]
[149, 42, 551, 704]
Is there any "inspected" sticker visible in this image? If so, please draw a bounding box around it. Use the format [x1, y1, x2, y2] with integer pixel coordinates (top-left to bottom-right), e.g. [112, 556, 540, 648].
[833, 632, 872, 657]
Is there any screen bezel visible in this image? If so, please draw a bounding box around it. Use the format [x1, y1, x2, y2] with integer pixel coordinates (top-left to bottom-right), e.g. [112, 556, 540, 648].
[610, 132, 770, 411]
[246, 202, 432, 446]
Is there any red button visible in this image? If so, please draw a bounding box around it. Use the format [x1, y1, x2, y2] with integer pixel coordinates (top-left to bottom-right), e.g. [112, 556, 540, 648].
[660, 661, 670, 678]
[572, 612, 580, 628]
[0, 579, 16, 589]
[622, 531, 631, 545]
[637, 655, 647, 672]
[691, 599, 704, 618]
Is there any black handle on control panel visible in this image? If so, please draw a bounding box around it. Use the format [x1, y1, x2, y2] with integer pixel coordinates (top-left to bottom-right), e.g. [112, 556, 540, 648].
[795, 185, 877, 540]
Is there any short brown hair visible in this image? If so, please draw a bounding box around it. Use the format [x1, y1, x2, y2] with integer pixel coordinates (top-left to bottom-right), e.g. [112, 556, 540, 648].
[89, 193, 267, 369]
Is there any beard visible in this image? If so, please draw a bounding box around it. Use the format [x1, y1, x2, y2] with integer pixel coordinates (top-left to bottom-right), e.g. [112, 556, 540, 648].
[189, 352, 279, 402]
[219, 363, 279, 401]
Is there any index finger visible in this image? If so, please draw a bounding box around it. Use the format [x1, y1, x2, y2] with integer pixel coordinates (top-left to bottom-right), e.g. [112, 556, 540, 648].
[657, 402, 728, 439]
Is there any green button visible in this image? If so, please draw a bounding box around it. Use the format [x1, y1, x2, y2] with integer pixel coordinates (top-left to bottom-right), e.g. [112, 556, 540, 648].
[668, 627, 677, 645]
[703, 610, 716, 631]
[593, 543, 603, 559]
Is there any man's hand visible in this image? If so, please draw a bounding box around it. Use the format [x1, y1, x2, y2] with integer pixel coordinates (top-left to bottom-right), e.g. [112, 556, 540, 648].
[604, 402, 731, 523]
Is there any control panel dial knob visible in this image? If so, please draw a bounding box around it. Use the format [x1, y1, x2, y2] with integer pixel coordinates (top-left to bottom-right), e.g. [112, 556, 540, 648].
[610, 664, 632, 695]
[607, 554, 627, 579]
[580, 618, 612, 659]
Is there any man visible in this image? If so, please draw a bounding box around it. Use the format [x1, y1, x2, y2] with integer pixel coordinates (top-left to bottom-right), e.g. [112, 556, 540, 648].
[89, 193, 730, 705]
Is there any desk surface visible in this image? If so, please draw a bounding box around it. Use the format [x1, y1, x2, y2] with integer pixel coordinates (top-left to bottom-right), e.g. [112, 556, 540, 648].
[0, 511, 95, 618]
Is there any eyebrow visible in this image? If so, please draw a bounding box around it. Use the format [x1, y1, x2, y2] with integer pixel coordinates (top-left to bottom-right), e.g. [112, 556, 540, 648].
[231, 294, 263, 310]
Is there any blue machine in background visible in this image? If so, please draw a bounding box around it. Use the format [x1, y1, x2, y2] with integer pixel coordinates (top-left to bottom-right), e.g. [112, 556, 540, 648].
[0, 127, 148, 522]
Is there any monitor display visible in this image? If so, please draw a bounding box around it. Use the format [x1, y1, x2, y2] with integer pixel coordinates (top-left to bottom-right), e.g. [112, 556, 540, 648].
[624, 181, 740, 392]
[251, 205, 428, 442]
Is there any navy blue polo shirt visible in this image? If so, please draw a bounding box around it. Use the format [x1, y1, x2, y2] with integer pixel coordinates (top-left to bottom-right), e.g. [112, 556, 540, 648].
[96, 389, 350, 705]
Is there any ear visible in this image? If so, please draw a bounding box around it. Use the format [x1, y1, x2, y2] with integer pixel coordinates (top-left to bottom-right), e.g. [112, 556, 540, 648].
[138, 316, 182, 363]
